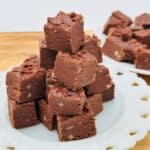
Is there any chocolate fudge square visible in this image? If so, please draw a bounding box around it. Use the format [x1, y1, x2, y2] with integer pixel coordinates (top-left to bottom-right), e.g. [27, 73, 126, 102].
[57, 103, 96, 141]
[101, 82, 115, 101]
[48, 85, 86, 116]
[87, 94, 103, 116]
[6, 56, 46, 103]
[8, 100, 39, 129]
[44, 11, 84, 53]
[46, 69, 58, 96]
[103, 10, 132, 34]
[37, 99, 56, 130]
[133, 29, 150, 46]
[123, 39, 144, 63]
[82, 34, 102, 62]
[135, 48, 150, 70]
[135, 13, 150, 28]
[54, 51, 97, 90]
[108, 26, 132, 41]
[102, 36, 143, 62]
[102, 36, 129, 61]
[39, 38, 57, 69]
[85, 65, 112, 96]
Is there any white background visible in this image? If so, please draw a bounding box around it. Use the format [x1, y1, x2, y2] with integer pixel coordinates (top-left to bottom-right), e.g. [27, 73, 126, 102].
[0, 0, 149, 32]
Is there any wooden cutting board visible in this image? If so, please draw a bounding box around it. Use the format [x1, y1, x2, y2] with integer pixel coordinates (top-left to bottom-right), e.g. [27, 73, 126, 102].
[0, 32, 150, 150]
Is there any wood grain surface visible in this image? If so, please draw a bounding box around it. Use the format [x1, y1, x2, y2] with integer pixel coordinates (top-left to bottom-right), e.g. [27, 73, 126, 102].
[0, 32, 150, 150]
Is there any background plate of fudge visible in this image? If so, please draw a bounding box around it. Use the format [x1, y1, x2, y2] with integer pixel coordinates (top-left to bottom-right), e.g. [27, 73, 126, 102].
[0, 11, 150, 150]
[100, 11, 150, 75]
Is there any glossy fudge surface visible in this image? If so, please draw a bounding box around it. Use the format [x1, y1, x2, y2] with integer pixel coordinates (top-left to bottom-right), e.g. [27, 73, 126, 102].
[54, 51, 97, 90]
[6, 55, 46, 103]
[57, 103, 96, 141]
[44, 11, 84, 53]
[48, 85, 86, 115]
[8, 100, 39, 129]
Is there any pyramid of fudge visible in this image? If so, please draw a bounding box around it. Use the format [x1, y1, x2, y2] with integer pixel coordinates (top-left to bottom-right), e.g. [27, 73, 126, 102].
[6, 11, 115, 141]
[102, 11, 150, 70]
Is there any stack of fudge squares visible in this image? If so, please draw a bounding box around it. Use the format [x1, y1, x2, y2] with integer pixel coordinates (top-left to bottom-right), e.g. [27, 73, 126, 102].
[102, 11, 150, 70]
[6, 11, 115, 141]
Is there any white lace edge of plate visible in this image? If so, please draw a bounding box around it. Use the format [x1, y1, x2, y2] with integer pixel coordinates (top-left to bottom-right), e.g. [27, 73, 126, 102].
[0, 59, 150, 150]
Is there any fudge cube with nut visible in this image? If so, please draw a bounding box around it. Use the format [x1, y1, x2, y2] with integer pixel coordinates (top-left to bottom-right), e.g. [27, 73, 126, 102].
[135, 48, 150, 70]
[85, 65, 115, 102]
[6, 56, 46, 104]
[8, 100, 39, 129]
[87, 94, 103, 116]
[133, 29, 150, 47]
[102, 36, 129, 61]
[135, 13, 150, 28]
[48, 85, 86, 116]
[85, 65, 112, 96]
[37, 99, 56, 130]
[39, 38, 57, 69]
[101, 82, 115, 101]
[44, 11, 84, 53]
[103, 10, 132, 34]
[57, 102, 96, 141]
[82, 34, 102, 62]
[54, 51, 97, 90]
[108, 26, 132, 41]
[102, 36, 143, 62]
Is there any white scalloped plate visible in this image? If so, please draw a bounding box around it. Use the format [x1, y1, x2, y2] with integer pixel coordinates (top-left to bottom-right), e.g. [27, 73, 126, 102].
[0, 61, 150, 150]
[94, 30, 150, 76]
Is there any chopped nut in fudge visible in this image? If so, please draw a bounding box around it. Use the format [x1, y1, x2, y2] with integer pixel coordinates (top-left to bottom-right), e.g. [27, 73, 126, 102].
[103, 10, 132, 34]
[87, 94, 103, 116]
[54, 51, 97, 90]
[57, 102, 96, 141]
[102, 36, 143, 62]
[85, 65, 112, 96]
[81, 34, 102, 62]
[133, 29, 150, 47]
[135, 13, 150, 29]
[101, 82, 115, 101]
[6, 55, 46, 104]
[39, 38, 57, 69]
[44, 11, 84, 53]
[8, 100, 39, 129]
[102, 36, 129, 61]
[48, 85, 86, 116]
[135, 48, 150, 70]
[37, 99, 56, 130]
